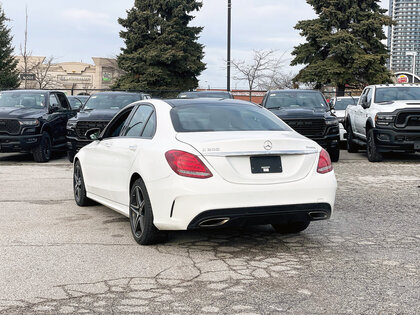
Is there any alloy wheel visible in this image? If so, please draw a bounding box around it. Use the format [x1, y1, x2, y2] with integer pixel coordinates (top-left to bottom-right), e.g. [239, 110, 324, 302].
[130, 185, 146, 238]
[74, 166, 82, 202]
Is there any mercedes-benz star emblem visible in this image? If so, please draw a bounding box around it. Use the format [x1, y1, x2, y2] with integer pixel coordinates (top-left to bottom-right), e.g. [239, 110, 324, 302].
[263, 140, 272, 151]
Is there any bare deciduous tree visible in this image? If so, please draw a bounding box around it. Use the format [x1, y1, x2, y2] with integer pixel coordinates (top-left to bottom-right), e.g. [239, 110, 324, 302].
[18, 6, 57, 90]
[32, 56, 56, 89]
[231, 50, 276, 101]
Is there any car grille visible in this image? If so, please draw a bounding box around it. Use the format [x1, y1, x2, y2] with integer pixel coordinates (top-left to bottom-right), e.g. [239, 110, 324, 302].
[0, 119, 20, 135]
[282, 119, 326, 137]
[75, 121, 109, 140]
[395, 110, 420, 128]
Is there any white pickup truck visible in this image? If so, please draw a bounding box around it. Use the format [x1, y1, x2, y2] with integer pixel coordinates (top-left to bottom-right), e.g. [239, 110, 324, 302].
[345, 84, 420, 162]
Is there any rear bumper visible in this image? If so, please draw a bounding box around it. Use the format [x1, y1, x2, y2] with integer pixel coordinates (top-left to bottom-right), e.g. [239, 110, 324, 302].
[187, 203, 331, 229]
[148, 169, 337, 231]
[373, 128, 420, 152]
[0, 134, 41, 152]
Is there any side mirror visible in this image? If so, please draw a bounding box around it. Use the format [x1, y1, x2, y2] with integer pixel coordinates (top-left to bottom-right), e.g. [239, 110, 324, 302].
[49, 104, 60, 113]
[328, 101, 335, 111]
[361, 95, 369, 109]
[85, 128, 101, 141]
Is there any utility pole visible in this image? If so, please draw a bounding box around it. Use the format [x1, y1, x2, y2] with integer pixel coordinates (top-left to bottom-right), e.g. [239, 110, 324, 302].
[227, 0, 231, 91]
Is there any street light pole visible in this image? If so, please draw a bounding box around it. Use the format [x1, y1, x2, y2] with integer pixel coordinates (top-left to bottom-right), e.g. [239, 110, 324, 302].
[227, 0, 231, 92]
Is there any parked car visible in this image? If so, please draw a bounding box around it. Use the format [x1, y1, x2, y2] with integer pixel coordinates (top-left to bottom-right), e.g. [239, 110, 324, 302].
[330, 96, 359, 142]
[67, 95, 89, 110]
[0, 90, 76, 162]
[177, 91, 234, 99]
[73, 98, 337, 245]
[261, 90, 340, 162]
[345, 84, 420, 161]
[66, 91, 151, 162]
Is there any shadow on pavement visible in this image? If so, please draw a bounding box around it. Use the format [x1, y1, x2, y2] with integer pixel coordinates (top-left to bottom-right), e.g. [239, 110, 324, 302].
[0, 151, 67, 163]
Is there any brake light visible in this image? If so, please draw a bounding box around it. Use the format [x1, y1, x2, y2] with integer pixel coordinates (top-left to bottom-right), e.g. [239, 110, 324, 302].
[165, 150, 213, 179]
[317, 149, 333, 174]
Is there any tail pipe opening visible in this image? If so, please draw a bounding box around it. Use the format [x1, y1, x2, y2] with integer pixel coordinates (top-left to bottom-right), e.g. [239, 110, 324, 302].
[198, 217, 230, 228]
[308, 211, 328, 220]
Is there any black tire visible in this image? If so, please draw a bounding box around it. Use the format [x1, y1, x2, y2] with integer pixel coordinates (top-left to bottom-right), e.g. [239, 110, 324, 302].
[73, 160, 95, 206]
[327, 146, 340, 162]
[33, 132, 52, 163]
[129, 178, 166, 245]
[272, 220, 310, 234]
[346, 123, 359, 153]
[366, 129, 383, 162]
[67, 150, 76, 163]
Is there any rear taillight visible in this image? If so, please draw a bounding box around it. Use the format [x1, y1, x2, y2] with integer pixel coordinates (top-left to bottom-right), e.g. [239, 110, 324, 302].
[317, 149, 333, 174]
[165, 150, 213, 179]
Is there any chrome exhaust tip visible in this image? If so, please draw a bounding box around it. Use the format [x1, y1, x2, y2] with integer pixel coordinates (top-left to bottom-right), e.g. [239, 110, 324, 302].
[198, 217, 230, 227]
[308, 211, 328, 220]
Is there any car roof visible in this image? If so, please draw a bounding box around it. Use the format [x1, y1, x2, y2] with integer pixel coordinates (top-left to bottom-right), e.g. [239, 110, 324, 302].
[370, 84, 420, 88]
[0, 90, 58, 94]
[269, 89, 320, 94]
[165, 98, 256, 107]
[90, 91, 146, 95]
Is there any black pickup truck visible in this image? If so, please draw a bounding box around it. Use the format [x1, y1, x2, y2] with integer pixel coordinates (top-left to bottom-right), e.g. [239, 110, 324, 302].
[0, 90, 76, 162]
[66, 91, 151, 162]
[262, 90, 340, 161]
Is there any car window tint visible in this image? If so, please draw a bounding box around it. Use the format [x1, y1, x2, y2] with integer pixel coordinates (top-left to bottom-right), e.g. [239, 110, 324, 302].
[50, 94, 59, 106]
[265, 92, 327, 109]
[334, 98, 359, 110]
[375, 87, 420, 103]
[366, 89, 373, 105]
[56, 94, 69, 109]
[124, 105, 154, 137]
[0, 92, 47, 109]
[141, 112, 156, 138]
[106, 109, 134, 138]
[171, 103, 289, 132]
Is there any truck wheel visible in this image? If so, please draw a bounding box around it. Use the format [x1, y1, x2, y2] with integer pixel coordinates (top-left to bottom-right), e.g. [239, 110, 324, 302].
[67, 150, 76, 163]
[346, 124, 359, 153]
[272, 220, 310, 234]
[366, 129, 383, 162]
[327, 146, 340, 162]
[33, 132, 52, 163]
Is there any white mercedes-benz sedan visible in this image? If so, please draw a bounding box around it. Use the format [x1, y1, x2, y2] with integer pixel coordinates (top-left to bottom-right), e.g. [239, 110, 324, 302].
[73, 98, 337, 245]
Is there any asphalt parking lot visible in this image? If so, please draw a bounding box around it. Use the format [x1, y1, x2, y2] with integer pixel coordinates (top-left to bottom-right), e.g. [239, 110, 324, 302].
[0, 150, 419, 314]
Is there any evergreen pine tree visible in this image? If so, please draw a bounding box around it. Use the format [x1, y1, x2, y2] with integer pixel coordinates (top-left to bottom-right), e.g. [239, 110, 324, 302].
[291, 0, 394, 95]
[0, 5, 19, 89]
[114, 0, 206, 94]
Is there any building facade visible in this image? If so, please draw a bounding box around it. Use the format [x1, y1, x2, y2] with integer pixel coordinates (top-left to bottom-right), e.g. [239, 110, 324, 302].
[15, 57, 122, 94]
[388, 0, 420, 78]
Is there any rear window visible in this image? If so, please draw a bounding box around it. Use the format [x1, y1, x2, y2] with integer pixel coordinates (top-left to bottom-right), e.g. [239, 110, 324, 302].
[170, 104, 290, 132]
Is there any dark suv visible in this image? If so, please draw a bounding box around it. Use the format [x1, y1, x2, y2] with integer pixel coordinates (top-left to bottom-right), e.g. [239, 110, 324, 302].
[66, 91, 151, 162]
[262, 90, 340, 161]
[0, 90, 76, 162]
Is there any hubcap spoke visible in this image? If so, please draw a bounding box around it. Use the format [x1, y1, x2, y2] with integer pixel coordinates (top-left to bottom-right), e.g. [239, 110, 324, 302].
[131, 186, 146, 235]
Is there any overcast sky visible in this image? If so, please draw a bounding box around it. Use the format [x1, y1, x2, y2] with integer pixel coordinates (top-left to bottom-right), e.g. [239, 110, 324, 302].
[2, 0, 389, 89]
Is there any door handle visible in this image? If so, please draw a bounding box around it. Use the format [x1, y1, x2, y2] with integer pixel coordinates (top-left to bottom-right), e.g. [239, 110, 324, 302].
[128, 145, 137, 151]
[104, 142, 112, 147]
